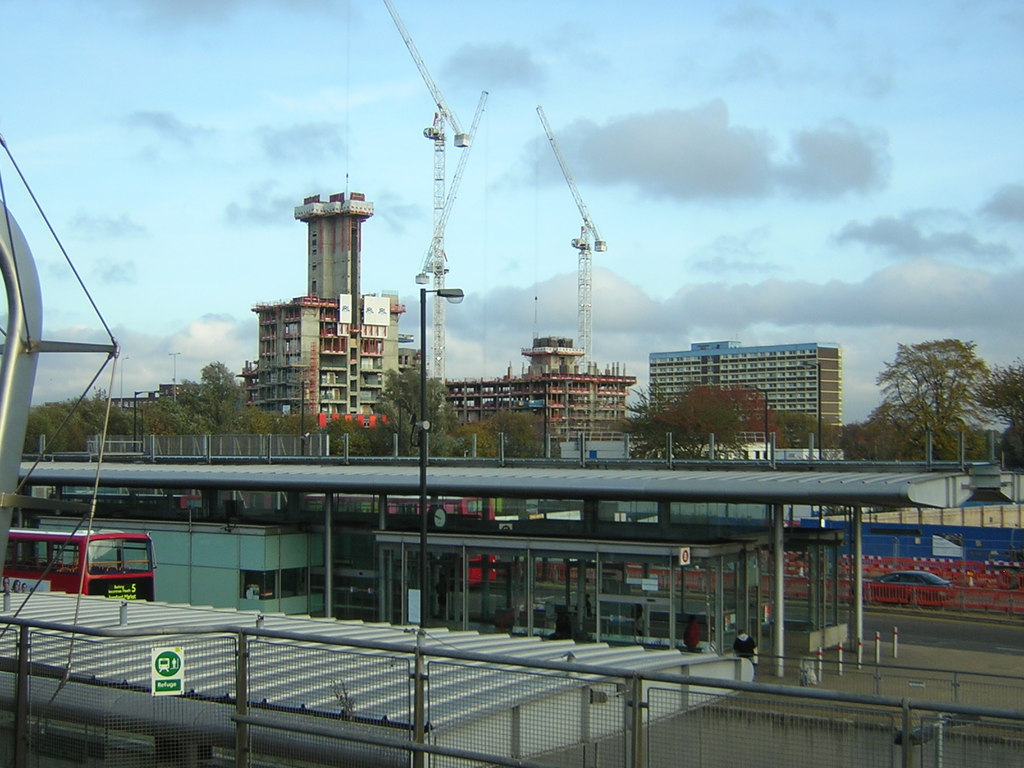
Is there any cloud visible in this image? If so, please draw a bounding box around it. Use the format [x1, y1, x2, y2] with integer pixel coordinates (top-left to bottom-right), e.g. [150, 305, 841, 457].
[372, 191, 424, 236]
[439, 260, 1024, 422]
[111, 0, 330, 27]
[531, 102, 888, 201]
[123, 111, 213, 148]
[442, 43, 546, 90]
[224, 182, 296, 227]
[780, 119, 888, 196]
[257, 123, 346, 163]
[67, 213, 147, 240]
[836, 211, 1011, 261]
[94, 259, 138, 286]
[31, 314, 256, 405]
[981, 183, 1024, 223]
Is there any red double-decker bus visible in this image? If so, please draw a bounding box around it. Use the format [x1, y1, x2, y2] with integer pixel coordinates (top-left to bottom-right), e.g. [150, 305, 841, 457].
[3, 529, 155, 601]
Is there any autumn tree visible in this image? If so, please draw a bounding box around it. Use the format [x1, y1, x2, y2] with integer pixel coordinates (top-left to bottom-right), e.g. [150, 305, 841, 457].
[874, 339, 989, 460]
[627, 385, 756, 459]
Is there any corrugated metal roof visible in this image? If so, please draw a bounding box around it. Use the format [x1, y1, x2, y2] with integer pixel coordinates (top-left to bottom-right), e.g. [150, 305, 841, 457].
[21, 461, 973, 507]
[1, 592, 742, 733]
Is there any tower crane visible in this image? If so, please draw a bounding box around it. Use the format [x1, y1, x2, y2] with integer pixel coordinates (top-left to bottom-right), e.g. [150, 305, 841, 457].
[384, 0, 474, 381]
[537, 105, 606, 371]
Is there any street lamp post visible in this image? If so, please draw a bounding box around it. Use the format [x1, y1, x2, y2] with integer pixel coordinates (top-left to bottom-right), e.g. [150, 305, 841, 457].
[418, 280, 464, 628]
[169, 352, 181, 401]
[132, 390, 157, 447]
[119, 355, 129, 401]
[800, 360, 823, 460]
[746, 385, 770, 461]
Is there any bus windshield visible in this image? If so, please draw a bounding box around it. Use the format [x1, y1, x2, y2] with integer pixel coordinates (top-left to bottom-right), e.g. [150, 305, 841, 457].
[87, 538, 153, 574]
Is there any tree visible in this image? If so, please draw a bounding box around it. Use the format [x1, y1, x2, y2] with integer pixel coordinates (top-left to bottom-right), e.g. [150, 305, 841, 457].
[24, 391, 132, 453]
[452, 411, 541, 458]
[978, 359, 1024, 467]
[771, 410, 817, 449]
[377, 367, 460, 456]
[627, 385, 755, 459]
[875, 339, 989, 460]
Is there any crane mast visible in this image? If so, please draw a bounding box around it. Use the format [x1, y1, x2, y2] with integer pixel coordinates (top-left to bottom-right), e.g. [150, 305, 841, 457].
[384, 0, 471, 381]
[537, 106, 606, 371]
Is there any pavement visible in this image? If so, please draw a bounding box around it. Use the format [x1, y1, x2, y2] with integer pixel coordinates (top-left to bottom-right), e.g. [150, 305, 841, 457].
[763, 639, 1024, 708]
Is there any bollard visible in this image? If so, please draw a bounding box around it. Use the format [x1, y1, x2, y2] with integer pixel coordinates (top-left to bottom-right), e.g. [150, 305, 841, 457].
[838, 642, 844, 676]
[874, 630, 881, 664]
[2, 590, 9, 612]
[857, 637, 863, 669]
[893, 626, 899, 659]
[816, 647, 823, 684]
[119, 601, 128, 626]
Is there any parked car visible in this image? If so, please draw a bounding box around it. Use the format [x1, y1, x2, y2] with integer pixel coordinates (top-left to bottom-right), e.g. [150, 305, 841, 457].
[873, 570, 952, 587]
[867, 570, 954, 606]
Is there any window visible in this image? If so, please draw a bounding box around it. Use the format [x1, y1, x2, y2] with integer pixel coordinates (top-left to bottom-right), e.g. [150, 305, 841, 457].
[241, 570, 276, 599]
[280, 567, 307, 598]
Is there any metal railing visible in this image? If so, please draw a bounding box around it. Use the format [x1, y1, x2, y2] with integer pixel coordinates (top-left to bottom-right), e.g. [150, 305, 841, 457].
[0, 614, 1021, 768]
[764, 650, 1024, 711]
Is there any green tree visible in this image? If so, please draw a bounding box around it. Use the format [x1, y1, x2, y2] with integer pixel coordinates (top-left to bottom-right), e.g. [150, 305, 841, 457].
[452, 411, 541, 458]
[377, 367, 460, 456]
[771, 410, 816, 449]
[875, 339, 989, 460]
[24, 391, 132, 453]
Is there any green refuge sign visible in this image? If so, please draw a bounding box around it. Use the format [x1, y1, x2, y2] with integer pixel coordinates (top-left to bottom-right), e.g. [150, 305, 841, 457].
[151, 647, 185, 696]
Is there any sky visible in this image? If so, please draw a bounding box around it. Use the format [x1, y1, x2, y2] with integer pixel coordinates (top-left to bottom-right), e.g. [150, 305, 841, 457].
[1, 0, 1023, 423]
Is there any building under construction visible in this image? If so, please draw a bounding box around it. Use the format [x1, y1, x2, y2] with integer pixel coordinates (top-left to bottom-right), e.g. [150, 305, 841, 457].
[446, 336, 636, 443]
[242, 193, 403, 419]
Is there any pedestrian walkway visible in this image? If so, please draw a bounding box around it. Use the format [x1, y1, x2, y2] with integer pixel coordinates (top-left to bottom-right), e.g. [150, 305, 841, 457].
[762, 643, 1024, 711]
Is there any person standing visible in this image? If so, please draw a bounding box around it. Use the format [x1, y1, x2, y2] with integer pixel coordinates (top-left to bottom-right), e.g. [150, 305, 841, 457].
[683, 615, 701, 652]
[733, 628, 757, 662]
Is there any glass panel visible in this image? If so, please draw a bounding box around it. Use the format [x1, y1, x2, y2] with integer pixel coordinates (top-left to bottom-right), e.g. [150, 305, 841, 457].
[87, 539, 151, 574]
[280, 567, 307, 598]
[598, 500, 658, 524]
[240, 570, 276, 599]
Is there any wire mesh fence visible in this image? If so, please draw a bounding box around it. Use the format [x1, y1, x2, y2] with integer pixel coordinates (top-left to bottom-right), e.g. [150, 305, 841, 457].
[0, 618, 1021, 768]
[770, 653, 1024, 711]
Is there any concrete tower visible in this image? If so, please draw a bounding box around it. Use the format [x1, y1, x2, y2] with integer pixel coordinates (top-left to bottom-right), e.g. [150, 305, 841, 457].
[294, 192, 374, 299]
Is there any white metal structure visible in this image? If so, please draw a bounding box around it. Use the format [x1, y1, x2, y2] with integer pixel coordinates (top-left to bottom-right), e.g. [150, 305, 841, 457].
[537, 106, 607, 371]
[384, 0, 477, 381]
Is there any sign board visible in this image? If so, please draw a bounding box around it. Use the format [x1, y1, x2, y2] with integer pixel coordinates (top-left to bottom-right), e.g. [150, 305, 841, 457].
[151, 647, 184, 696]
[678, 546, 691, 566]
[640, 577, 658, 592]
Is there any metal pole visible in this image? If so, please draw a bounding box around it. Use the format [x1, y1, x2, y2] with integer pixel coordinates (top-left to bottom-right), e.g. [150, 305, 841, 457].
[773, 503, 785, 678]
[816, 363, 822, 460]
[419, 287, 429, 629]
[235, 632, 250, 768]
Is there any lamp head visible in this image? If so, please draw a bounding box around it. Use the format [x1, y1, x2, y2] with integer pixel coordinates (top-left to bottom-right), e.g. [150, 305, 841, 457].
[438, 288, 464, 304]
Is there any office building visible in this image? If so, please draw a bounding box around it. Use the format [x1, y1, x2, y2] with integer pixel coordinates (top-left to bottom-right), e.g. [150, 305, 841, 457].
[242, 193, 403, 418]
[649, 341, 842, 425]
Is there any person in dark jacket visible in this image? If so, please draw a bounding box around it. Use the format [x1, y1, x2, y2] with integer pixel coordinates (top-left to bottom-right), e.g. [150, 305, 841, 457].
[733, 629, 756, 660]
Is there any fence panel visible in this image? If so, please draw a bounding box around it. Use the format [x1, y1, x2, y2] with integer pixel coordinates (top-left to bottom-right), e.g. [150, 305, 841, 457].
[913, 715, 1024, 768]
[245, 639, 413, 767]
[781, 657, 1024, 711]
[646, 689, 900, 768]
[427, 659, 629, 767]
[23, 632, 237, 767]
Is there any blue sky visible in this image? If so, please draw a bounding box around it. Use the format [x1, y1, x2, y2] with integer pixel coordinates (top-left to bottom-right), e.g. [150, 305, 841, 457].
[1, 0, 1022, 422]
